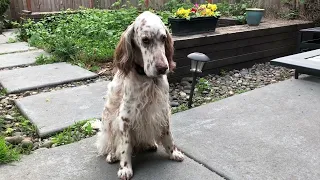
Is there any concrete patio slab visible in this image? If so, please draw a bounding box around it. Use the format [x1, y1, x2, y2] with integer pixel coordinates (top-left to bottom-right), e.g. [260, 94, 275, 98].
[0, 29, 18, 44]
[0, 50, 48, 69]
[171, 76, 320, 180]
[15, 81, 109, 137]
[0, 136, 223, 180]
[0, 42, 36, 54]
[0, 62, 98, 93]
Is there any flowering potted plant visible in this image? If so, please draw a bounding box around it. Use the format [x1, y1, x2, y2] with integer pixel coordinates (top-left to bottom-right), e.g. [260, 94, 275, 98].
[168, 3, 221, 36]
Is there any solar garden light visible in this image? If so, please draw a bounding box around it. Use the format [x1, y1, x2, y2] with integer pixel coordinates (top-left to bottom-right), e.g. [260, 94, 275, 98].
[187, 52, 210, 108]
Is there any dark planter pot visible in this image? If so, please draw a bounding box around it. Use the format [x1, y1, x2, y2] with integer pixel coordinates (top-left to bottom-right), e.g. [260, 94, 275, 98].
[168, 16, 219, 36]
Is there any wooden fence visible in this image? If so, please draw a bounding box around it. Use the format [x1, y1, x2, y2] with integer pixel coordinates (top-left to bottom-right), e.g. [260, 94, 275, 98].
[6, 0, 289, 21]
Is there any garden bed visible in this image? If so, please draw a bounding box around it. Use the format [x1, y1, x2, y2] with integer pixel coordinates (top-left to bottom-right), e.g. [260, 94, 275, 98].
[169, 19, 314, 82]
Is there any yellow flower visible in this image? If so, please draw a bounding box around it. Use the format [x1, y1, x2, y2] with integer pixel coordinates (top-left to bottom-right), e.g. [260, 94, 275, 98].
[175, 7, 191, 19]
[199, 8, 212, 16]
[207, 3, 217, 11]
[200, 4, 207, 9]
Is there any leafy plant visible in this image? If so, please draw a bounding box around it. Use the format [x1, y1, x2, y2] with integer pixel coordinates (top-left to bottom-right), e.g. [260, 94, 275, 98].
[0, 136, 20, 164]
[217, 0, 256, 24]
[17, 116, 36, 136]
[196, 78, 212, 94]
[235, 89, 248, 94]
[0, 0, 9, 15]
[7, 37, 17, 43]
[0, 0, 10, 32]
[35, 54, 58, 65]
[162, 0, 193, 12]
[51, 119, 96, 146]
[0, 88, 6, 95]
[172, 104, 188, 114]
[0, 117, 4, 132]
[18, 8, 140, 68]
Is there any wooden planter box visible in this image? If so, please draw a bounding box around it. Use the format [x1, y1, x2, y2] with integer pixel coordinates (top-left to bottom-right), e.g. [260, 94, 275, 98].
[168, 20, 314, 82]
[168, 16, 219, 36]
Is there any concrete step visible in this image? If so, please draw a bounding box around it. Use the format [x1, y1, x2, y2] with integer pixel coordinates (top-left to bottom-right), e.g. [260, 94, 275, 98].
[0, 50, 49, 69]
[0, 136, 223, 180]
[0, 42, 36, 54]
[15, 81, 109, 137]
[0, 62, 98, 94]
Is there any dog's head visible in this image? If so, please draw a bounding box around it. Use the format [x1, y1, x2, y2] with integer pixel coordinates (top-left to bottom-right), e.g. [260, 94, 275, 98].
[114, 11, 176, 78]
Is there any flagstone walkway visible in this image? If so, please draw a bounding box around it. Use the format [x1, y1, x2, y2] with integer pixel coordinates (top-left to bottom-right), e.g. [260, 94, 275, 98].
[0, 30, 109, 137]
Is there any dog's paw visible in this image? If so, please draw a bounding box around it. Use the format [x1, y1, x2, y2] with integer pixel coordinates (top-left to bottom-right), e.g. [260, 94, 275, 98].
[117, 167, 133, 180]
[170, 149, 184, 162]
[106, 153, 119, 164]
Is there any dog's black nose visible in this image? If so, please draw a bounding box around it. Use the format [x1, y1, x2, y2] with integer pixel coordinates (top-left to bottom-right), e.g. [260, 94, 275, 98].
[157, 66, 168, 75]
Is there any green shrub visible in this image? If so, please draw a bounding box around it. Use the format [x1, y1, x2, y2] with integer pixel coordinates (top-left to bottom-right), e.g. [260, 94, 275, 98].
[217, 0, 256, 24]
[0, 0, 10, 32]
[19, 8, 140, 67]
[0, 0, 9, 16]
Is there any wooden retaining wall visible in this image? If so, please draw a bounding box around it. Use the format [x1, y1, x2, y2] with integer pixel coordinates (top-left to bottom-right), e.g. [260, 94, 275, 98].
[169, 20, 314, 82]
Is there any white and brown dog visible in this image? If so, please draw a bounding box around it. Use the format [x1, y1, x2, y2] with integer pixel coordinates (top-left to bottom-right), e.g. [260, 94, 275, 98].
[96, 11, 184, 180]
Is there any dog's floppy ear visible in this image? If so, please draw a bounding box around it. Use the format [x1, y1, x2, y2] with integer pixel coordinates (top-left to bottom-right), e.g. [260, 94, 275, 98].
[114, 24, 135, 76]
[165, 27, 176, 72]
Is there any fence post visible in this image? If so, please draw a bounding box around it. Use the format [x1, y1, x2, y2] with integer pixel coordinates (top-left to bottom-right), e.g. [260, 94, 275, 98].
[90, 0, 94, 8]
[26, 0, 32, 11]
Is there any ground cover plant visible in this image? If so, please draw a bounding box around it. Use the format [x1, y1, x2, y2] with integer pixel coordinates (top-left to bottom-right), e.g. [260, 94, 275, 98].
[18, 7, 140, 70]
[0, 136, 20, 164]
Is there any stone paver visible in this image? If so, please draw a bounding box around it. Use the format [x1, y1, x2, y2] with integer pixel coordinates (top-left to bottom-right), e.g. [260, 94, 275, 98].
[0, 29, 18, 44]
[0, 62, 98, 93]
[171, 75, 320, 180]
[0, 50, 48, 69]
[0, 136, 223, 180]
[0, 42, 36, 54]
[15, 81, 109, 137]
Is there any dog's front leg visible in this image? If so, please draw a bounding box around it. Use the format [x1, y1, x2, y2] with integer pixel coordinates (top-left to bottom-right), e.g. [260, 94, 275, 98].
[117, 114, 133, 180]
[161, 126, 184, 162]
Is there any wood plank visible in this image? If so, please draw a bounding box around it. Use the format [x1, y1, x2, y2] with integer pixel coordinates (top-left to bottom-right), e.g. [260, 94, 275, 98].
[26, 0, 32, 11]
[170, 45, 296, 78]
[175, 38, 297, 67]
[174, 31, 297, 59]
[90, 0, 94, 8]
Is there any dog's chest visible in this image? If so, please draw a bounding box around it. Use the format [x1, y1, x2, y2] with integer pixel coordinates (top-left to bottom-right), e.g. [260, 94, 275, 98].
[127, 81, 170, 137]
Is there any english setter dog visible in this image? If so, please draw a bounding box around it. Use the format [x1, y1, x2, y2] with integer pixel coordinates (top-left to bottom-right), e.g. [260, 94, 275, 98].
[96, 11, 184, 179]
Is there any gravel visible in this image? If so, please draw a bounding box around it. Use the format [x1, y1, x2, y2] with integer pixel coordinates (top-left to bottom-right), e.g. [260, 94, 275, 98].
[170, 62, 294, 110]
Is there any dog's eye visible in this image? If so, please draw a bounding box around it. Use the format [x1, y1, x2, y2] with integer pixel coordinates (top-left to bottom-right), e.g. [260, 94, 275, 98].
[161, 35, 167, 42]
[142, 37, 150, 44]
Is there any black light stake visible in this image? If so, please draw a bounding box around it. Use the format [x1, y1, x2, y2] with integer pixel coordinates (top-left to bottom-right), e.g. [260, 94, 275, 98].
[187, 52, 210, 108]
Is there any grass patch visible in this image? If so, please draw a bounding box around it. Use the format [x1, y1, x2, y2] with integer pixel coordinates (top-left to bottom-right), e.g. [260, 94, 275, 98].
[0, 137, 20, 164]
[0, 88, 7, 96]
[235, 89, 249, 94]
[51, 119, 96, 146]
[0, 108, 37, 137]
[172, 104, 188, 114]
